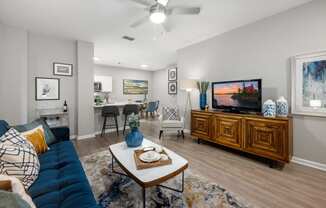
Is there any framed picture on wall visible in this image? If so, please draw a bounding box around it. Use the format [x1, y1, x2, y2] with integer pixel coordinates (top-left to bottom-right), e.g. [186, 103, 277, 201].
[291, 50, 326, 117]
[35, 77, 60, 101]
[53, 63, 73, 76]
[123, 79, 149, 94]
[168, 68, 177, 81]
[168, 81, 177, 95]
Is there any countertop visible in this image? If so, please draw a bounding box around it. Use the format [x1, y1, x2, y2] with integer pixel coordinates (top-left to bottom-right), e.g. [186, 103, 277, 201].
[94, 102, 144, 108]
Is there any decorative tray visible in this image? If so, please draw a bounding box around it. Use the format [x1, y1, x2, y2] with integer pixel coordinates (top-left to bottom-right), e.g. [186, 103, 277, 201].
[134, 148, 172, 170]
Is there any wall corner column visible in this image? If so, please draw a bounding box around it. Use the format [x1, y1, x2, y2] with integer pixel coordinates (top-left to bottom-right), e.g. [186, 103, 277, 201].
[76, 40, 95, 138]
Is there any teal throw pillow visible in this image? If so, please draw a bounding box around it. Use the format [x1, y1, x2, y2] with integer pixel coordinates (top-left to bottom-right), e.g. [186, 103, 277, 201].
[13, 119, 56, 145]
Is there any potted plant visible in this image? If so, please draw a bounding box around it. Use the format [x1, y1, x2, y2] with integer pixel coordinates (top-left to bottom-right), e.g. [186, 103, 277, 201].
[125, 113, 144, 147]
[196, 81, 210, 110]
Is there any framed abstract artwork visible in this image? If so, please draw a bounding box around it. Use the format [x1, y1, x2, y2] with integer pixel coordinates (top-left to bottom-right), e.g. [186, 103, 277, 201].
[168, 81, 177, 95]
[291, 51, 326, 117]
[53, 63, 73, 76]
[35, 77, 60, 101]
[123, 79, 148, 94]
[168, 68, 177, 81]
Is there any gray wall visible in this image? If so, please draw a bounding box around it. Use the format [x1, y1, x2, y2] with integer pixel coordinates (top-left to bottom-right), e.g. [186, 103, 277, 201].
[176, 0, 326, 164]
[77, 41, 95, 137]
[94, 65, 153, 102]
[151, 68, 178, 111]
[0, 23, 28, 125]
[27, 33, 77, 135]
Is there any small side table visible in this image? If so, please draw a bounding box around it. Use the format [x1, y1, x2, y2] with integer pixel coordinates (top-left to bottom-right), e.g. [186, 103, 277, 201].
[37, 108, 69, 128]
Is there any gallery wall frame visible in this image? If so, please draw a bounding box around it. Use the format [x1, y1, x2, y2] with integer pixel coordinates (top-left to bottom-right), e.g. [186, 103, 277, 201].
[168, 81, 177, 95]
[168, 68, 177, 81]
[35, 77, 60, 101]
[53, 62, 73, 76]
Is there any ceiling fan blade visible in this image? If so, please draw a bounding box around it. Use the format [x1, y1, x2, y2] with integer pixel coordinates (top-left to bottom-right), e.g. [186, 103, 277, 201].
[168, 7, 201, 15]
[130, 15, 149, 28]
[128, 0, 152, 7]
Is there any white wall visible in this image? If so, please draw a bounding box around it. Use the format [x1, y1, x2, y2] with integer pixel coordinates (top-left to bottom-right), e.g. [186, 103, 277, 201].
[27, 33, 77, 135]
[176, 0, 326, 164]
[0, 23, 28, 125]
[94, 65, 153, 102]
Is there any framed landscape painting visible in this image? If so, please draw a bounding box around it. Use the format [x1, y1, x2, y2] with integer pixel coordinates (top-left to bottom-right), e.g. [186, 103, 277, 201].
[123, 79, 148, 94]
[35, 77, 60, 101]
[291, 51, 326, 117]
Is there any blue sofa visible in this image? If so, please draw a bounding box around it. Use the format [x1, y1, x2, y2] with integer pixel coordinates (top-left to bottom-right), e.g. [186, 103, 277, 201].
[0, 120, 98, 208]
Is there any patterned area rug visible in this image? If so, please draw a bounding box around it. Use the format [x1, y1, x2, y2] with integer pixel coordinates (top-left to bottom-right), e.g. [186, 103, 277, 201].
[81, 150, 253, 208]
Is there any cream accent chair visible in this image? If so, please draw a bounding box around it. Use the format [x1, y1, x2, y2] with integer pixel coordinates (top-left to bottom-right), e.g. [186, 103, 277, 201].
[159, 107, 184, 139]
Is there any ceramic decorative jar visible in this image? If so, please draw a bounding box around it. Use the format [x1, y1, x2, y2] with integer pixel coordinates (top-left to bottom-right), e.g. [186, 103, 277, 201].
[125, 127, 143, 147]
[263, 99, 276, 117]
[276, 96, 289, 117]
[125, 113, 143, 147]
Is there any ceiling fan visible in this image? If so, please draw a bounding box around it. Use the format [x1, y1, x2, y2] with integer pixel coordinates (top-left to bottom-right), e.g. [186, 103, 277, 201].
[129, 0, 201, 32]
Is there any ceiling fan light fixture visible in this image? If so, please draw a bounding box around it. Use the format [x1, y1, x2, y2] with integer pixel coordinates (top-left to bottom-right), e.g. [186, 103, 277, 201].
[150, 11, 166, 24]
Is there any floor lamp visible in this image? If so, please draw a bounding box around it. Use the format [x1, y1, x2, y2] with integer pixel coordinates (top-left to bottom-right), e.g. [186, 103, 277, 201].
[180, 79, 197, 125]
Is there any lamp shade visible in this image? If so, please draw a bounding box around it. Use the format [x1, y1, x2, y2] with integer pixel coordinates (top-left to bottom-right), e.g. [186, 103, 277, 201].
[180, 79, 197, 92]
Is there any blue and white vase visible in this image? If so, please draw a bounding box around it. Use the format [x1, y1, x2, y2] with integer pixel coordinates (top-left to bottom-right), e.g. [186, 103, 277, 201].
[276, 96, 289, 117]
[263, 99, 276, 117]
[125, 128, 144, 147]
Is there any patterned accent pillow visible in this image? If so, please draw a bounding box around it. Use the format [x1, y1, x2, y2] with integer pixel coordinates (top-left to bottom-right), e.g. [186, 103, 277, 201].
[0, 128, 35, 150]
[0, 129, 40, 189]
[162, 107, 180, 121]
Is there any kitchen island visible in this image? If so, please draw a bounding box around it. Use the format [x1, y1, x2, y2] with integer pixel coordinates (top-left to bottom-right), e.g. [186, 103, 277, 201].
[94, 101, 145, 134]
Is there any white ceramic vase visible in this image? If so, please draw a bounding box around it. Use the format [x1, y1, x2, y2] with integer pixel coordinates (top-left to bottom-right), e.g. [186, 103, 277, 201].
[263, 99, 276, 117]
[276, 96, 289, 117]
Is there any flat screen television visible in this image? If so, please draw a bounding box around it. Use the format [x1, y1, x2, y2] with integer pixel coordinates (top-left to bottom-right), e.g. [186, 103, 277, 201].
[212, 79, 262, 113]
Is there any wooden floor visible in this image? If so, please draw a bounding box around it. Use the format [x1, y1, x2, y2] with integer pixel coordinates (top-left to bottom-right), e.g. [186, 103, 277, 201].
[73, 118, 326, 208]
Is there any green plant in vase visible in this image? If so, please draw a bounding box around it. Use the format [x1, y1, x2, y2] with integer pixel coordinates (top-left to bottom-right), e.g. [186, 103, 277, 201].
[94, 95, 103, 105]
[128, 113, 140, 129]
[196, 81, 210, 110]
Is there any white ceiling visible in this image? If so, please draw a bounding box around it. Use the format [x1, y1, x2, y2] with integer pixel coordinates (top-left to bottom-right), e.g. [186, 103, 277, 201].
[0, 0, 311, 71]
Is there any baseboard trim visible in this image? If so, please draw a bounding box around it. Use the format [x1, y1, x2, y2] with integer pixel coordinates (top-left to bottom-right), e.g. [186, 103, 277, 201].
[94, 126, 130, 136]
[74, 127, 130, 140]
[77, 133, 96, 140]
[291, 157, 326, 172]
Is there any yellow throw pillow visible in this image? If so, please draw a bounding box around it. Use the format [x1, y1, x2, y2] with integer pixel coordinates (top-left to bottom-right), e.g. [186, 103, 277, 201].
[22, 126, 49, 154]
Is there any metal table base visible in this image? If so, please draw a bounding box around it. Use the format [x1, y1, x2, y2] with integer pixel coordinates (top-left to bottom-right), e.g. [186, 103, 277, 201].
[111, 157, 185, 208]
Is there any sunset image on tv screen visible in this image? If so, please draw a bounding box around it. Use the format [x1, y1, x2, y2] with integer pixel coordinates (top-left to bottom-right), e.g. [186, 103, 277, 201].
[213, 81, 260, 108]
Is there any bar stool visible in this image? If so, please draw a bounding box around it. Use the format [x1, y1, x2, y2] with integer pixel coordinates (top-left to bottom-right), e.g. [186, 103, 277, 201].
[101, 106, 120, 137]
[123, 104, 139, 135]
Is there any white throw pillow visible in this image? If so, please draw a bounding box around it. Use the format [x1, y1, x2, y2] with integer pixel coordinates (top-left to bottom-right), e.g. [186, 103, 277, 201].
[0, 129, 40, 189]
